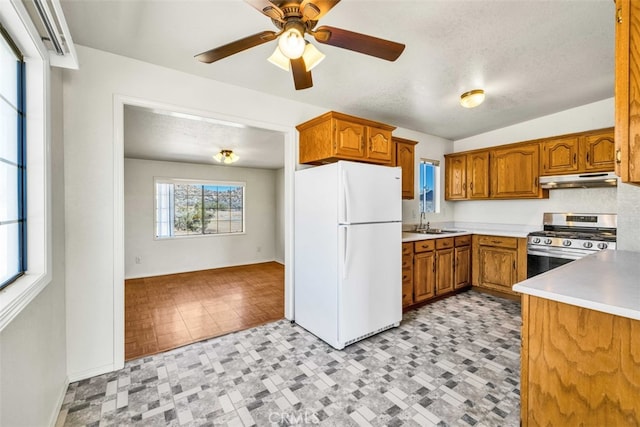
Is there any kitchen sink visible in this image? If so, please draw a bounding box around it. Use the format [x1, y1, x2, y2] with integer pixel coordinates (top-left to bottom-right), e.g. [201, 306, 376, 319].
[414, 229, 465, 235]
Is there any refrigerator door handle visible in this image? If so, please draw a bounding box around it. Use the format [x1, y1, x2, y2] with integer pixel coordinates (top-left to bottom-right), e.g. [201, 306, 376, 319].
[341, 169, 351, 224]
[342, 226, 349, 280]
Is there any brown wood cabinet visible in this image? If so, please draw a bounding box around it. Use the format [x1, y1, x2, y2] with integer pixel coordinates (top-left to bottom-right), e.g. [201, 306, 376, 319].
[401, 242, 414, 307]
[297, 111, 396, 165]
[520, 295, 640, 425]
[615, 0, 640, 184]
[393, 137, 418, 199]
[403, 236, 472, 309]
[540, 135, 580, 175]
[444, 151, 490, 200]
[490, 143, 546, 199]
[435, 238, 454, 295]
[472, 234, 527, 295]
[454, 235, 471, 289]
[413, 250, 436, 303]
[540, 128, 615, 175]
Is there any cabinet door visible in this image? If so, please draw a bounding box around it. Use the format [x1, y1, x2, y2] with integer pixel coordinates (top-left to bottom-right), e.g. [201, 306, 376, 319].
[396, 141, 415, 199]
[414, 251, 435, 302]
[334, 119, 366, 159]
[454, 245, 471, 289]
[445, 154, 467, 200]
[467, 151, 490, 198]
[541, 137, 579, 175]
[435, 248, 454, 295]
[581, 131, 615, 172]
[614, 0, 640, 183]
[366, 127, 393, 163]
[490, 144, 543, 198]
[478, 246, 517, 292]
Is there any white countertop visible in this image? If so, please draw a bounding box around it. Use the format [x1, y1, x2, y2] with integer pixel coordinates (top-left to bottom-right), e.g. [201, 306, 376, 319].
[402, 226, 531, 242]
[513, 250, 640, 321]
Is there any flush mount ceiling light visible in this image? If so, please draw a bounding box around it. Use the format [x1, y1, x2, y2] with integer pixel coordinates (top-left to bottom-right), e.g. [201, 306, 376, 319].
[213, 149, 240, 164]
[460, 89, 486, 108]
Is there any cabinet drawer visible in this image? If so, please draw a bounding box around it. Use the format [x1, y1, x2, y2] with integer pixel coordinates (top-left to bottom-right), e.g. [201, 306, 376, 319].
[435, 237, 454, 249]
[402, 268, 413, 284]
[402, 281, 413, 306]
[455, 235, 471, 246]
[402, 242, 413, 256]
[477, 235, 518, 249]
[402, 255, 412, 269]
[414, 240, 435, 252]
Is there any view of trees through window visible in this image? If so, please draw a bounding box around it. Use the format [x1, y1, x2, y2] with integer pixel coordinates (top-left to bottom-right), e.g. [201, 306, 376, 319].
[155, 181, 244, 238]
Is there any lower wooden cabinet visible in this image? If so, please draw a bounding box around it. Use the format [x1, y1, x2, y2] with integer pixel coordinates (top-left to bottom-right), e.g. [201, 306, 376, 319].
[520, 295, 640, 425]
[435, 238, 454, 295]
[472, 234, 527, 295]
[402, 235, 472, 309]
[454, 236, 471, 289]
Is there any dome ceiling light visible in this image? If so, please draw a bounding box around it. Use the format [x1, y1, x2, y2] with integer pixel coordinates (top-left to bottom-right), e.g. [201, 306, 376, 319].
[460, 89, 486, 108]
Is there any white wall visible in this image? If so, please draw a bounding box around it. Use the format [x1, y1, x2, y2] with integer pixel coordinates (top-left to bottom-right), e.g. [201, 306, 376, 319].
[0, 69, 67, 427]
[617, 182, 640, 251]
[125, 159, 278, 278]
[451, 98, 618, 226]
[275, 167, 285, 264]
[62, 45, 442, 380]
[396, 129, 455, 224]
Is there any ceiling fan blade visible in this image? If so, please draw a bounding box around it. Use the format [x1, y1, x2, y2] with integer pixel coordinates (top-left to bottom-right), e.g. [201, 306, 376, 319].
[244, 0, 284, 21]
[291, 57, 313, 90]
[300, 0, 340, 22]
[313, 26, 405, 61]
[195, 31, 277, 64]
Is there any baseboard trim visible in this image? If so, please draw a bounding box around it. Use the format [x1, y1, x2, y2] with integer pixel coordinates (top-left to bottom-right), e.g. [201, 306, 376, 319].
[124, 259, 280, 280]
[50, 376, 70, 427]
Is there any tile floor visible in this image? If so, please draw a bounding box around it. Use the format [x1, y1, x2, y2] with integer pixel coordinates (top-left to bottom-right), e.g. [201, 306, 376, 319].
[125, 262, 285, 360]
[58, 290, 522, 426]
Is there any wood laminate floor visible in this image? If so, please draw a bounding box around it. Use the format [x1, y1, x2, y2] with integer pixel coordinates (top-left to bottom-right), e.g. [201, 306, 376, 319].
[124, 262, 284, 360]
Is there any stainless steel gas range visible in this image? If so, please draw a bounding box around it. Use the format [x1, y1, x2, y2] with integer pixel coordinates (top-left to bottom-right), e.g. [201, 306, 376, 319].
[527, 212, 617, 278]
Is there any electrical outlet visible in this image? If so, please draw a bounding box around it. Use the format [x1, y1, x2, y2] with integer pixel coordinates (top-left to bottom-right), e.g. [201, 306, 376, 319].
[412, 210, 417, 219]
[135, 256, 142, 264]
[256, 246, 262, 253]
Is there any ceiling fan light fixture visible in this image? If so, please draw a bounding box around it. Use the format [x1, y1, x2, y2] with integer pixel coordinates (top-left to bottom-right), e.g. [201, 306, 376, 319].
[278, 24, 306, 59]
[302, 42, 325, 71]
[214, 149, 240, 164]
[268, 46, 290, 71]
[460, 89, 486, 108]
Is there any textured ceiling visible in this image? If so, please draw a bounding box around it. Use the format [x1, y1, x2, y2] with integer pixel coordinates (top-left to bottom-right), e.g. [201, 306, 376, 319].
[124, 106, 285, 169]
[62, 0, 615, 158]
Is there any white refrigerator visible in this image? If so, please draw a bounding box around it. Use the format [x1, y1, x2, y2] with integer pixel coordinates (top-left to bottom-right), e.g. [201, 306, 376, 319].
[294, 161, 402, 349]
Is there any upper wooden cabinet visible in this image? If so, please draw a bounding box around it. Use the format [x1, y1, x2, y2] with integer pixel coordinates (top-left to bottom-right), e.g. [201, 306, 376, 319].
[540, 128, 615, 175]
[541, 136, 580, 175]
[445, 154, 467, 200]
[393, 137, 418, 199]
[490, 143, 546, 199]
[444, 151, 489, 200]
[297, 111, 396, 165]
[615, 0, 640, 184]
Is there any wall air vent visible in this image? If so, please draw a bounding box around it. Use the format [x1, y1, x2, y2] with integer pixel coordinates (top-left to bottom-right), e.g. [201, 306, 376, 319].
[21, 0, 78, 68]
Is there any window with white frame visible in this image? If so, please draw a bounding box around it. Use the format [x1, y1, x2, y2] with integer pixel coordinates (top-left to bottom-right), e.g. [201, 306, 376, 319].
[0, 26, 26, 290]
[155, 179, 245, 238]
[419, 159, 440, 214]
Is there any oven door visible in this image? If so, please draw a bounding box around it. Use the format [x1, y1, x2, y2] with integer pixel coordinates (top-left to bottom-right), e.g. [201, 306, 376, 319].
[526, 247, 586, 278]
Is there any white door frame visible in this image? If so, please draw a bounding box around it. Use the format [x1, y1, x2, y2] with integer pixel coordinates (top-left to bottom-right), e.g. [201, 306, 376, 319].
[112, 95, 296, 369]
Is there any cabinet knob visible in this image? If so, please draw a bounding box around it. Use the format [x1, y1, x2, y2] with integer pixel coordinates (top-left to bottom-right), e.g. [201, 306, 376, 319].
[617, 7, 623, 24]
[616, 148, 622, 164]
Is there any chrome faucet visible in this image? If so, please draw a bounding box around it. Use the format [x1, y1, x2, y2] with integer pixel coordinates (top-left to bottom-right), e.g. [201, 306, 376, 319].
[417, 212, 427, 231]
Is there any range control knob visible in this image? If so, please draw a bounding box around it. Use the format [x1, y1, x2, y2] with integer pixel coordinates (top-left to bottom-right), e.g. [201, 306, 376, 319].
[544, 238, 552, 245]
[532, 237, 541, 244]
[562, 240, 572, 247]
[583, 241, 593, 249]
[597, 242, 608, 250]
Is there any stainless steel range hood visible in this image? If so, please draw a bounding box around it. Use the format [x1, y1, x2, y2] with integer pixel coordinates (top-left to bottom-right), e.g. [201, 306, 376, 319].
[539, 172, 619, 189]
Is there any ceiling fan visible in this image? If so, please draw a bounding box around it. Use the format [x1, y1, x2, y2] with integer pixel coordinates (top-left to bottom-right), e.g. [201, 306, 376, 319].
[195, 0, 405, 90]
